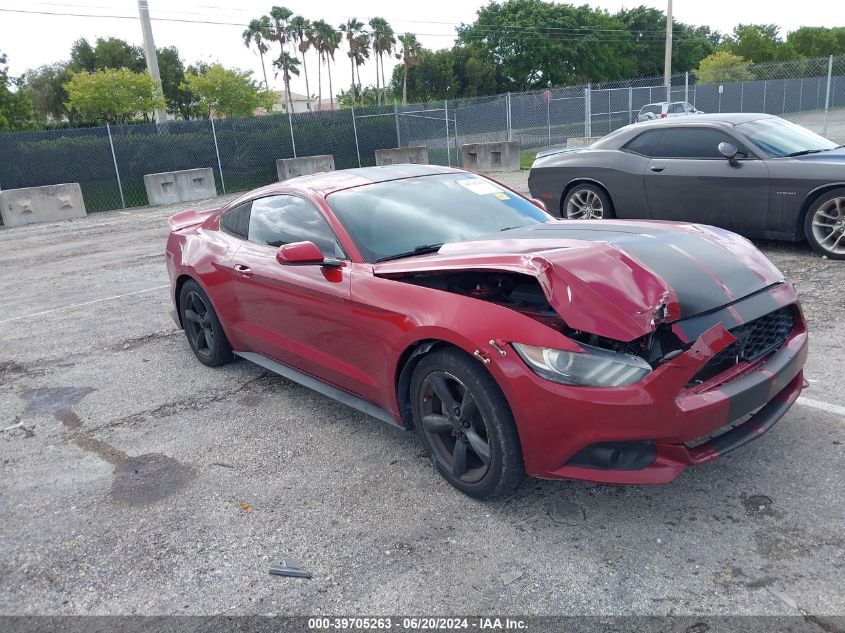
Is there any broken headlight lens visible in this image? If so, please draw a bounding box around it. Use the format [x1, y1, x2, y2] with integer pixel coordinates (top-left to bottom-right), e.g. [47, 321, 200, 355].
[512, 342, 652, 387]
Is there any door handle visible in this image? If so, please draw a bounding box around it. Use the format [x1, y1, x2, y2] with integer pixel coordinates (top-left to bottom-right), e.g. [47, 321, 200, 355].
[233, 264, 252, 275]
[650, 165, 665, 172]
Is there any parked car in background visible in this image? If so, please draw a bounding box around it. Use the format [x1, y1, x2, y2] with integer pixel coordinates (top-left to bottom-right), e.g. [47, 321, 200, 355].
[167, 165, 807, 499]
[528, 113, 845, 259]
[636, 101, 703, 122]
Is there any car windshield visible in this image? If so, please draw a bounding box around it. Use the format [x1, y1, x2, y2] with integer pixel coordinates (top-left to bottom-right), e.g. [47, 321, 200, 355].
[737, 117, 838, 157]
[326, 173, 550, 263]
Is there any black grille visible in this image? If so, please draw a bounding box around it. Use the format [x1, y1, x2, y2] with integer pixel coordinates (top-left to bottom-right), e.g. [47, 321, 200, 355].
[689, 306, 795, 385]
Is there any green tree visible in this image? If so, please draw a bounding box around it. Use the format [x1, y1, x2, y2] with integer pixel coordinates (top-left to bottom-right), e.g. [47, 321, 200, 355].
[615, 6, 717, 77]
[695, 50, 754, 84]
[69, 37, 145, 73]
[396, 33, 422, 105]
[786, 27, 845, 59]
[242, 17, 272, 90]
[340, 18, 367, 104]
[369, 17, 395, 105]
[156, 47, 193, 119]
[723, 24, 784, 63]
[391, 45, 498, 102]
[457, 0, 637, 90]
[0, 52, 35, 130]
[23, 63, 71, 123]
[64, 67, 165, 123]
[183, 64, 274, 118]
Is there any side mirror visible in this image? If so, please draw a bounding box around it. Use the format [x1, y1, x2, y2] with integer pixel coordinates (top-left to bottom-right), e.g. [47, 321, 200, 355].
[718, 141, 740, 166]
[276, 241, 325, 265]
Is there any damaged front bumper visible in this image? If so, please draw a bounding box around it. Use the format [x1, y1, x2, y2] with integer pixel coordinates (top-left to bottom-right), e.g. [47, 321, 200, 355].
[500, 295, 809, 484]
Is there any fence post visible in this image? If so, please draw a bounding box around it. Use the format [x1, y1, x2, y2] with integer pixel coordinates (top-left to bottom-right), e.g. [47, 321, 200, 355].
[628, 86, 633, 123]
[106, 123, 126, 210]
[824, 55, 833, 136]
[763, 80, 767, 113]
[506, 92, 512, 141]
[350, 106, 361, 168]
[584, 85, 591, 138]
[210, 116, 226, 194]
[394, 104, 401, 147]
[546, 94, 551, 146]
[444, 99, 451, 167]
[740, 82, 745, 112]
[287, 109, 297, 158]
[453, 113, 460, 166]
[684, 72, 689, 105]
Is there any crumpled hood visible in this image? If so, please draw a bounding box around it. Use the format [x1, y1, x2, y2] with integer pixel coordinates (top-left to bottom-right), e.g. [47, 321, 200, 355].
[373, 220, 785, 342]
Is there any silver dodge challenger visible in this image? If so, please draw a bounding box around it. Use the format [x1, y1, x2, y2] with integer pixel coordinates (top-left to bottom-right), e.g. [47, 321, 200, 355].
[528, 113, 845, 259]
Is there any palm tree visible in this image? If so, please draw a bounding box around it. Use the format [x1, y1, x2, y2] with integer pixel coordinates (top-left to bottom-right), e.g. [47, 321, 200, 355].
[339, 18, 365, 105]
[242, 17, 271, 90]
[352, 34, 370, 97]
[273, 52, 300, 111]
[267, 6, 295, 112]
[290, 15, 312, 110]
[369, 17, 395, 105]
[397, 33, 422, 106]
[325, 27, 341, 109]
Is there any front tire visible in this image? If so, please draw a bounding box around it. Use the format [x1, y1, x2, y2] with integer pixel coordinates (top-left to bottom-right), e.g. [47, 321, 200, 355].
[179, 279, 233, 367]
[805, 189, 845, 259]
[411, 348, 525, 499]
[562, 184, 615, 220]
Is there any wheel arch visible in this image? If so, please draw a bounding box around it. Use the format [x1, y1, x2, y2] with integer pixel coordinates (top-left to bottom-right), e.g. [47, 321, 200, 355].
[560, 178, 613, 217]
[797, 182, 845, 240]
[173, 273, 196, 329]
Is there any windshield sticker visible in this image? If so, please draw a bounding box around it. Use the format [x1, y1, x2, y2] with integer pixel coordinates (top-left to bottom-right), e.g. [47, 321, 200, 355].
[456, 179, 503, 195]
[494, 192, 510, 200]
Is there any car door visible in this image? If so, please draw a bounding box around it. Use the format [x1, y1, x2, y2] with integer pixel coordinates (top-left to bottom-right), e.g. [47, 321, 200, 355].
[227, 194, 371, 396]
[643, 127, 770, 230]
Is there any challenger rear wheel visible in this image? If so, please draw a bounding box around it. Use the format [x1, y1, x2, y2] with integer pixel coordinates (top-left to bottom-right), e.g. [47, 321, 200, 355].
[563, 184, 614, 220]
[805, 189, 845, 259]
[411, 348, 524, 499]
[179, 280, 233, 367]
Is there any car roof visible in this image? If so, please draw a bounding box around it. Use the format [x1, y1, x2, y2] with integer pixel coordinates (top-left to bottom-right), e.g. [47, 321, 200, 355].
[241, 164, 464, 200]
[630, 112, 776, 128]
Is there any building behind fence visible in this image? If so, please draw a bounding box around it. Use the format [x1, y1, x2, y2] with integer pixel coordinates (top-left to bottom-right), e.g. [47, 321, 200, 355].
[2, 55, 844, 214]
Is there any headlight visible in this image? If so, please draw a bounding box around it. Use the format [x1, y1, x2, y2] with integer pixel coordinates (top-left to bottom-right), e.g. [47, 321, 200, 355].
[512, 342, 652, 387]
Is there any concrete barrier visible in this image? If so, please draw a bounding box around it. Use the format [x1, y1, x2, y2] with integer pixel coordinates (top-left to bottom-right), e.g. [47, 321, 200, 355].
[374, 146, 428, 166]
[460, 141, 519, 172]
[276, 155, 335, 181]
[143, 168, 217, 206]
[0, 183, 87, 227]
[566, 136, 602, 148]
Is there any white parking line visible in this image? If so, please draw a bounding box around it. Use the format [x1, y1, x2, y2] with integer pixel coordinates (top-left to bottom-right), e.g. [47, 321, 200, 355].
[0, 285, 169, 325]
[796, 396, 845, 418]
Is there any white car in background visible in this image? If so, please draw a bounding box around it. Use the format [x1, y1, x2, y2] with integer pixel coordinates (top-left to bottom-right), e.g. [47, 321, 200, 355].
[636, 101, 703, 122]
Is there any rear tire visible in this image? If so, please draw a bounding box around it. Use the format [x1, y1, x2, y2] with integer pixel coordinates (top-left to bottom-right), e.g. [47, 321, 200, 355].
[562, 183, 615, 220]
[411, 348, 525, 499]
[179, 279, 233, 367]
[804, 189, 845, 260]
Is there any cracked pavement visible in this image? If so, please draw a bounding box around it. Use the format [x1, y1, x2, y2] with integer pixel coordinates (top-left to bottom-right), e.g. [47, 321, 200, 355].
[0, 178, 843, 619]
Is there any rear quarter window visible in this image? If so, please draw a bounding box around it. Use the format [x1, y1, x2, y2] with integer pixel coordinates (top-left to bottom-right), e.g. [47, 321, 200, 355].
[622, 130, 662, 156]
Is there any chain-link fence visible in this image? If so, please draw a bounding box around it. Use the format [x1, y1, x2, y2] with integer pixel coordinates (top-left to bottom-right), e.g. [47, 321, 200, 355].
[1, 54, 844, 214]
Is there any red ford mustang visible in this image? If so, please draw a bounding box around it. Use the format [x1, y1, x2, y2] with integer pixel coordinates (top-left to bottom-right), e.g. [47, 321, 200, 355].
[166, 164, 808, 498]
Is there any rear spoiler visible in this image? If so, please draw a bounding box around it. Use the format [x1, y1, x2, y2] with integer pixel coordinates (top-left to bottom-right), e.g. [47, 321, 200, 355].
[534, 145, 586, 159]
[167, 208, 217, 232]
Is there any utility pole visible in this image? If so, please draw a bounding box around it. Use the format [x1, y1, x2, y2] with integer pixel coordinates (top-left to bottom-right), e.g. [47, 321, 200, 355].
[663, 0, 673, 94]
[138, 0, 168, 124]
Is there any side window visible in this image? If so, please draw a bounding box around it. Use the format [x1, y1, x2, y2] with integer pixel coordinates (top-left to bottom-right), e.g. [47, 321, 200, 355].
[652, 129, 747, 159]
[684, 103, 696, 113]
[247, 195, 344, 257]
[623, 130, 662, 157]
[668, 103, 684, 114]
[220, 202, 251, 239]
